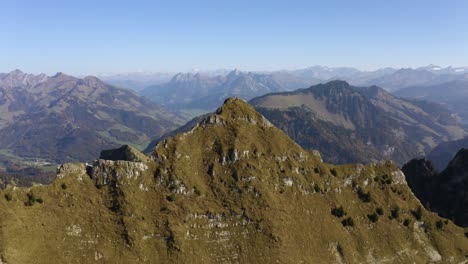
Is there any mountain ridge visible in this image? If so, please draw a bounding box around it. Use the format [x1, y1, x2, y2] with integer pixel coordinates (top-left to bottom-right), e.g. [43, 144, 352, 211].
[249, 80, 464, 165]
[0, 70, 184, 171]
[0, 97, 466, 263]
[403, 148, 468, 227]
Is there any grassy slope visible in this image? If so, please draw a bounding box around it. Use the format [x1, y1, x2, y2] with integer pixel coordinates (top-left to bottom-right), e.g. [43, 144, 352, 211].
[0, 98, 467, 263]
[249, 82, 465, 165]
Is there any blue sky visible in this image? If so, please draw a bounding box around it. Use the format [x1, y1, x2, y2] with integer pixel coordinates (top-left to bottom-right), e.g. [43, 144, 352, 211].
[2, 0, 468, 75]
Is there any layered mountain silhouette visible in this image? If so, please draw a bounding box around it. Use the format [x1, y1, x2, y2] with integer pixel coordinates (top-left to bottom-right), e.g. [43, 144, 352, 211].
[361, 68, 465, 92]
[288, 65, 468, 92]
[395, 80, 468, 124]
[0, 98, 466, 263]
[0, 70, 184, 168]
[140, 70, 313, 115]
[249, 81, 464, 165]
[403, 148, 468, 227]
[428, 136, 468, 170]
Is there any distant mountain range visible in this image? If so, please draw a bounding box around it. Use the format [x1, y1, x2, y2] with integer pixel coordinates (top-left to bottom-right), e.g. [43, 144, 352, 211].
[152, 81, 464, 165]
[287, 65, 468, 91]
[140, 70, 314, 116]
[0, 70, 184, 170]
[250, 81, 464, 165]
[2, 97, 466, 263]
[128, 65, 468, 117]
[3, 66, 467, 170]
[98, 72, 175, 92]
[395, 80, 468, 124]
[427, 136, 468, 170]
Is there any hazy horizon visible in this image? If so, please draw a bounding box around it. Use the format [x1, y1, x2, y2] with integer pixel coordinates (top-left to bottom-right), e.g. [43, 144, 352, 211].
[5, 63, 468, 78]
[3, 0, 468, 75]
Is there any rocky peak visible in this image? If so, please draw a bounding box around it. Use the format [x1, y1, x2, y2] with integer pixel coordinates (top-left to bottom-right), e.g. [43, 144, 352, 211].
[322, 79, 350, 87]
[402, 158, 438, 179]
[215, 97, 265, 121]
[1, 98, 468, 263]
[171, 72, 199, 82]
[361, 85, 386, 97]
[0, 69, 50, 89]
[83, 75, 108, 89]
[402, 158, 438, 203]
[226, 69, 243, 79]
[52, 72, 74, 79]
[441, 148, 468, 183]
[8, 69, 25, 76]
[99, 145, 148, 162]
[446, 148, 468, 170]
[305, 80, 353, 96]
[403, 149, 468, 227]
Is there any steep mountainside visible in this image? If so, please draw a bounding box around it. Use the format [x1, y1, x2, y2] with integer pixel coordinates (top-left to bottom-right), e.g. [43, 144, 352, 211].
[249, 81, 464, 165]
[0, 98, 466, 263]
[395, 80, 468, 124]
[141, 70, 311, 115]
[428, 136, 468, 170]
[403, 148, 468, 227]
[0, 70, 184, 168]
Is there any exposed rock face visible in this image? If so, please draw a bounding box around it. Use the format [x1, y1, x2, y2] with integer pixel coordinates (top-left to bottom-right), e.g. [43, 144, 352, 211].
[403, 148, 468, 227]
[401, 158, 438, 203]
[140, 70, 308, 114]
[100, 145, 148, 162]
[249, 80, 464, 165]
[0, 70, 183, 168]
[0, 98, 467, 263]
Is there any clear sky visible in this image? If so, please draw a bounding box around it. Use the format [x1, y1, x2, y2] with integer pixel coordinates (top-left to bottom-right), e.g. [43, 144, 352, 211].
[2, 0, 468, 75]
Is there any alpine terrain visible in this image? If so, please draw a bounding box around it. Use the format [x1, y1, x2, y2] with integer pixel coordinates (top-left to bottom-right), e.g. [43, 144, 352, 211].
[403, 148, 468, 227]
[0, 98, 466, 263]
[140, 70, 313, 116]
[428, 136, 468, 170]
[395, 80, 468, 124]
[0, 70, 184, 173]
[250, 81, 465, 165]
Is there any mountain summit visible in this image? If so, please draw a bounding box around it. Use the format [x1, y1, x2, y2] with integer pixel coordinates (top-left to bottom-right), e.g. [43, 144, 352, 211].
[0, 70, 184, 169]
[0, 98, 466, 263]
[250, 81, 464, 164]
[403, 148, 468, 227]
[140, 70, 309, 115]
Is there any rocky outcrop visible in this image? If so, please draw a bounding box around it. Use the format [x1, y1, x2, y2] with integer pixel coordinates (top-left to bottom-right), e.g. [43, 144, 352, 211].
[249, 80, 464, 165]
[403, 148, 468, 226]
[100, 145, 148, 163]
[0, 98, 467, 263]
[0, 70, 184, 170]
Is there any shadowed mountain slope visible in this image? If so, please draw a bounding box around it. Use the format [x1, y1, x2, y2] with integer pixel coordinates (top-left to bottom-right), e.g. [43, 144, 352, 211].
[0, 70, 184, 168]
[395, 80, 468, 124]
[428, 136, 468, 170]
[249, 81, 464, 165]
[0, 98, 467, 263]
[403, 148, 468, 227]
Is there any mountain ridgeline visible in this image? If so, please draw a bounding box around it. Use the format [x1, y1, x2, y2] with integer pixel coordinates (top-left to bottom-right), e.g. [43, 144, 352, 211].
[395, 80, 468, 124]
[0, 70, 184, 170]
[0, 98, 467, 263]
[403, 148, 468, 227]
[136, 65, 468, 119]
[140, 70, 314, 115]
[249, 81, 464, 165]
[428, 136, 468, 170]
